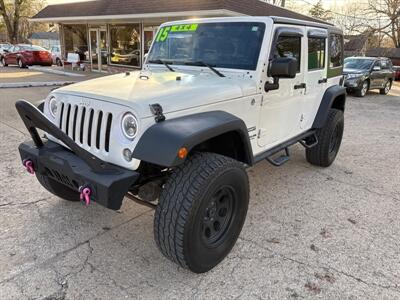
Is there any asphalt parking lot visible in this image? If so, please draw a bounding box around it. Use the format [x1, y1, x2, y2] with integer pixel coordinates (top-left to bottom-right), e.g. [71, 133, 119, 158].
[0, 76, 400, 299]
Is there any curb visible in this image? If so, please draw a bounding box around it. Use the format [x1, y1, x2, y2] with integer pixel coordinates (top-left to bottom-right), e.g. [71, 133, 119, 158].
[0, 81, 76, 88]
[29, 66, 86, 77]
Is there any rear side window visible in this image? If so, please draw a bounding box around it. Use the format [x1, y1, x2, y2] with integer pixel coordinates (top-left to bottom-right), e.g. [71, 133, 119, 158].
[329, 33, 343, 68]
[308, 37, 325, 70]
[273, 36, 301, 72]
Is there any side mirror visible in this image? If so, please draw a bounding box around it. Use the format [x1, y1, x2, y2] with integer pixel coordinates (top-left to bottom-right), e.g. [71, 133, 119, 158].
[265, 57, 297, 92]
[269, 57, 298, 78]
[3, 49, 9, 53]
[373, 65, 381, 71]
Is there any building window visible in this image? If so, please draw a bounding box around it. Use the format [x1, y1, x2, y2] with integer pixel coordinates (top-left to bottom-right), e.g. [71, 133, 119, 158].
[308, 37, 325, 70]
[109, 24, 141, 67]
[329, 33, 343, 68]
[63, 25, 89, 62]
[274, 36, 301, 72]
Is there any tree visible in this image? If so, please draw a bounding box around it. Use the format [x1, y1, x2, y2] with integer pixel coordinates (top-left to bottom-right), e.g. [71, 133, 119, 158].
[309, 0, 333, 22]
[367, 0, 400, 48]
[0, 0, 45, 43]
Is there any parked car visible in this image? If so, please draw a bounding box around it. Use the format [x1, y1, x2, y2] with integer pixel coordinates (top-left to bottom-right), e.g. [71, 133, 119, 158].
[343, 57, 394, 97]
[50, 45, 63, 66]
[0, 43, 11, 55]
[1, 44, 52, 68]
[16, 16, 346, 273]
[393, 65, 400, 81]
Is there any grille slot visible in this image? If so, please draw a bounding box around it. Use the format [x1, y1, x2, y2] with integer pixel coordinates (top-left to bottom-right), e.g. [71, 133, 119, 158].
[57, 102, 113, 153]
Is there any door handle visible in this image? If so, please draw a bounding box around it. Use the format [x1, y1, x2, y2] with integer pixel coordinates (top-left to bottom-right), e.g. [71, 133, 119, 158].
[318, 78, 327, 84]
[294, 83, 306, 89]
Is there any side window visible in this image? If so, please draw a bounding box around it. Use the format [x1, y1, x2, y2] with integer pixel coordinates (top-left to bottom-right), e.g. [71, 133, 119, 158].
[373, 60, 381, 69]
[381, 60, 389, 70]
[308, 37, 325, 70]
[274, 36, 301, 72]
[329, 33, 343, 68]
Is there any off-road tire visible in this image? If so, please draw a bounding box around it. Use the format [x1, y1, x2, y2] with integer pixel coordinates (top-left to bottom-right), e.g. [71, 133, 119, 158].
[355, 80, 368, 97]
[306, 109, 344, 167]
[1, 57, 7, 67]
[380, 80, 391, 95]
[37, 174, 80, 201]
[154, 152, 249, 273]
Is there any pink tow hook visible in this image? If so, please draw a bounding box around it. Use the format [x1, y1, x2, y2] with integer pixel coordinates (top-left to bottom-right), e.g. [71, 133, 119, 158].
[23, 159, 35, 175]
[79, 186, 92, 206]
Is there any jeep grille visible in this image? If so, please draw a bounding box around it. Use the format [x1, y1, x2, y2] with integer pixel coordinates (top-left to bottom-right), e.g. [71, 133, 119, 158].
[58, 102, 113, 153]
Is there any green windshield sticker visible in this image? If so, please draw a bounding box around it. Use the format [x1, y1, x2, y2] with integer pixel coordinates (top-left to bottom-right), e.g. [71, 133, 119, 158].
[156, 24, 199, 42]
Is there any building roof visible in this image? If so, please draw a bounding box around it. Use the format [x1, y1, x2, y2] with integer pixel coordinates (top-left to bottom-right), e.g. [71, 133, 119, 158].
[29, 32, 59, 40]
[32, 0, 325, 24]
[366, 47, 400, 58]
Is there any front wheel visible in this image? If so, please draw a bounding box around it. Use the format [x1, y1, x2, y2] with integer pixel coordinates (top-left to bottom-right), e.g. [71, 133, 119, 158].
[154, 152, 249, 273]
[1, 57, 7, 67]
[355, 80, 368, 97]
[306, 109, 344, 167]
[380, 80, 391, 95]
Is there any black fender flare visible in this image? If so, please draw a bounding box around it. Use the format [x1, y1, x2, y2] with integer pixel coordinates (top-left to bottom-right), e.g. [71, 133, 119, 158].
[312, 85, 346, 128]
[132, 111, 253, 167]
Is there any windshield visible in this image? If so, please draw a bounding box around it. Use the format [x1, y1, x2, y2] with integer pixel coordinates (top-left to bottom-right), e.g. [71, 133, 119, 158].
[344, 58, 374, 70]
[148, 22, 266, 70]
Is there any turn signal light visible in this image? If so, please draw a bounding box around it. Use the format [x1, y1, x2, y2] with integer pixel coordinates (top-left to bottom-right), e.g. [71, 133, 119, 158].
[178, 147, 188, 159]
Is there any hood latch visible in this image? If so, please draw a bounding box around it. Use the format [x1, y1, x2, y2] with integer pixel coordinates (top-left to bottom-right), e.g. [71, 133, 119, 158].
[150, 103, 166, 123]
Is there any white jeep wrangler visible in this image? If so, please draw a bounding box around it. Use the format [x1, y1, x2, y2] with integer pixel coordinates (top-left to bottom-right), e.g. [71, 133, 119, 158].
[16, 16, 345, 273]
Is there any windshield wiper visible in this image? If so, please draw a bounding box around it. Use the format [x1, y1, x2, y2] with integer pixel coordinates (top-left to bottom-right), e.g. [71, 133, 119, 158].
[148, 59, 175, 72]
[184, 61, 225, 77]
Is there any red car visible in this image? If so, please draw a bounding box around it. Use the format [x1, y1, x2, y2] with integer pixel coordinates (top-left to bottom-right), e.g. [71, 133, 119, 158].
[393, 66, 400, 81]
[1, 44, 52, 68]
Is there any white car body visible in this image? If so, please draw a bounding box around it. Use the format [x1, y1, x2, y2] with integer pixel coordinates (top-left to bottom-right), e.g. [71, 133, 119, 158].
[43, 16, 343, 171]
[50, 45, 62, 65]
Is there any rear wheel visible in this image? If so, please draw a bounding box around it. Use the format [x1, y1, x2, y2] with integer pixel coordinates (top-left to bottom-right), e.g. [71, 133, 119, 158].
[306, 109, 344, 167]
[17, 58, 26, 69]
[380, 80, 391, 95]
[56, 58, 63, 66]
[1, 57, 7, 67]
[355, 80, 368, 97]
[37, 174, 79, 202]
[154, 152, 249, 273]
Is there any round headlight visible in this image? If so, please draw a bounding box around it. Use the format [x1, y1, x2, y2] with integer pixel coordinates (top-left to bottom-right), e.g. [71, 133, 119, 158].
[121, 113, 138, 139]
[49, 97, 58, 118]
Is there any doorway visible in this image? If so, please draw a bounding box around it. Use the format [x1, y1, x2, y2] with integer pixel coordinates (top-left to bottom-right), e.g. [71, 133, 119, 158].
[89, 28, 108, 72]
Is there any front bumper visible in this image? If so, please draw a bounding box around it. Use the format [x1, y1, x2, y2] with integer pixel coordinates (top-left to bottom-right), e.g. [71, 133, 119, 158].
[16, 100, 140, 210]
[344, 77, 363, 89]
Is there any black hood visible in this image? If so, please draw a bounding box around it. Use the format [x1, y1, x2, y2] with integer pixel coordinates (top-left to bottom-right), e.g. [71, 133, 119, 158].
[343, 68, 369, 75]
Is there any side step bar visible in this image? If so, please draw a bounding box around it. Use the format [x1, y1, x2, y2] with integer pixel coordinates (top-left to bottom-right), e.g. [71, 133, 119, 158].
[299, 133, 318, 149]
[255, 130, 318, 167]
[266, 148, 290, 167]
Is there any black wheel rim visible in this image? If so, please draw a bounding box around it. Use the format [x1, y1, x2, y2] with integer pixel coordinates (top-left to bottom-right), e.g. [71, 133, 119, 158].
[329, 125, 339, 153]
[201, 186, 235, 247]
